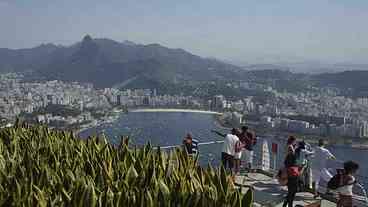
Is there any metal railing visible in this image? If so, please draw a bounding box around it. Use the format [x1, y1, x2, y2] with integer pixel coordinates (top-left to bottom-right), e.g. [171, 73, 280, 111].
[153, 139, 272, 171]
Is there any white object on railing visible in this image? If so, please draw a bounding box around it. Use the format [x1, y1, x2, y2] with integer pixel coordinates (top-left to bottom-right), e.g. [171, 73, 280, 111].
[261, 139, 270, 171]
[154, 140, 225, 150]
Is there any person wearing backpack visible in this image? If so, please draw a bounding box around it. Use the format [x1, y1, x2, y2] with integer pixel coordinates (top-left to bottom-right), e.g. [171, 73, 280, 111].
[333, 161, 360, 207]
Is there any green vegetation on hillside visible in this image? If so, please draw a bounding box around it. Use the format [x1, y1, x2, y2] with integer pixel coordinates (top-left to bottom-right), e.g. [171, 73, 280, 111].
[314, 70, 368, 97]
[0, 123, 253, 206]
[29, 104, 82, 117]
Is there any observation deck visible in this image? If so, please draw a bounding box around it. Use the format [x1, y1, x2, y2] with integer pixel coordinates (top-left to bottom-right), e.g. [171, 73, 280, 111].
[236, 172, 336, 207]
[157, 138, 368, 207]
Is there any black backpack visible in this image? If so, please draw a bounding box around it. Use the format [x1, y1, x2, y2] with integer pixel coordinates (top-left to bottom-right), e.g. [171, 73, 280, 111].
[327, 169, 349, 190]
[327, 173, 342, 190]
[284, 153, 297, 168]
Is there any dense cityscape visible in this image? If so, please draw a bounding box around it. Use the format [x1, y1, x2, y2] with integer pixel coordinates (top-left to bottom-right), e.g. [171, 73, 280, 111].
[2, 0, 368, 206]
[1, 72, 368, 140]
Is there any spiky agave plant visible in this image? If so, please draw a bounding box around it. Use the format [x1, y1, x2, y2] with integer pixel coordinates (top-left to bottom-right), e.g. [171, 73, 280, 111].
[0, 124, 253, 206]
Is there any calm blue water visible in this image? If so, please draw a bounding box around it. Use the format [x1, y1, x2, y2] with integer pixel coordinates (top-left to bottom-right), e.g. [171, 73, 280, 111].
[79, 112, 225, 166]
[79, 112, 220, 146]
[79, 112, 368, 187]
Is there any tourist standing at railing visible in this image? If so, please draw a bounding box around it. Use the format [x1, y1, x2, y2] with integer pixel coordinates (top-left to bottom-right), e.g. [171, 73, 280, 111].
[295, 141, 314, 191]
[214, 128, 240, 173]
[283, 150, 300, 207]
[311, 139, 336, 197]
[239, 126, 256, 171]
[182, 133, 199, 157]
[276, 136, 297, 187]
[277, 136, 298, 189]
[285, 136, 297, 159]
[295, 141, 314, 167]
[336, 161, 359, 207]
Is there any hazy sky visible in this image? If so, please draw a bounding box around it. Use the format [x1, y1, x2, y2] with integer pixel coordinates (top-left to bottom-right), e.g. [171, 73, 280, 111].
[1, 0, 368, 63]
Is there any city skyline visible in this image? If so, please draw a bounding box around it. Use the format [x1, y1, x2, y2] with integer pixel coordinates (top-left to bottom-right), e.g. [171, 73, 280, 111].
[1, 0, 368, 64]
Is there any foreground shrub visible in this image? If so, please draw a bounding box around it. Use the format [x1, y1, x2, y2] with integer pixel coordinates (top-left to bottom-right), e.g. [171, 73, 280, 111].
[0, 123, 253, 206]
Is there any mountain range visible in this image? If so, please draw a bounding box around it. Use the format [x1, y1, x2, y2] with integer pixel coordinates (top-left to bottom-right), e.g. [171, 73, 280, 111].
[1, 35, 368, 97]
[0, 35, 242, 88]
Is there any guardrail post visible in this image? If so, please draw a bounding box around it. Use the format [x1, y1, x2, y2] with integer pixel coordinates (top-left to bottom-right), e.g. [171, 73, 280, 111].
[271, 142, 278, 172]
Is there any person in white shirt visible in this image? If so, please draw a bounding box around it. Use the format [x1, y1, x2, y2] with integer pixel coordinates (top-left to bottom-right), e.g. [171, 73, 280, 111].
[214, 128, 240, 172]
[311, 139, 336, 197]
[336, 161, 359, 207]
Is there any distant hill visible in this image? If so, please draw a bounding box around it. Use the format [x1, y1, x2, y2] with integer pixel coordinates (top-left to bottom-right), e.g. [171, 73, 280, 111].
[0, 43, 59, 73]
[247, 69, 296, 80]
[0, 35, 242, 88]
[236, 60, 368, 74]
[243, 69, 368, 96]
[313, 70, 368, 97]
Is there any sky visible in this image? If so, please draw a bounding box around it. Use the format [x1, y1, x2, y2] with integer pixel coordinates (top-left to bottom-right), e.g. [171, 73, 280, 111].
[1, 0, 368, 64]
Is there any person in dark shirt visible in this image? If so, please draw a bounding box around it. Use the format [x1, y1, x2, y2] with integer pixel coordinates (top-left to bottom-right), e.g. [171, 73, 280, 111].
[286, 136, 297, 157]
[238, 126, 248, 143]
[182, 133, 199, 156]
[239, 126, 256, 170]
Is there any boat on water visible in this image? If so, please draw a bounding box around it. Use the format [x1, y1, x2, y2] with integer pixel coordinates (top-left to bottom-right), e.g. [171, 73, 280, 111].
[329, 141, 368, 150]
[350, 143, 368, 150]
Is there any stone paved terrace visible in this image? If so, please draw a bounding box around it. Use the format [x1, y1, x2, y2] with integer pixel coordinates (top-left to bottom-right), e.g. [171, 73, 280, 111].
[235, 172, 338, 207]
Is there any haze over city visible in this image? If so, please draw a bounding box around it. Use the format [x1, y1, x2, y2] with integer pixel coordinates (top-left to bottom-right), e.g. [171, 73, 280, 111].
[1, 0, 368, 65]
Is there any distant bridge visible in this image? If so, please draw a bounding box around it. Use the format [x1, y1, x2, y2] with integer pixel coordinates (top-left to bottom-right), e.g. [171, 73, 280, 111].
[129, 108, 223, 115]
